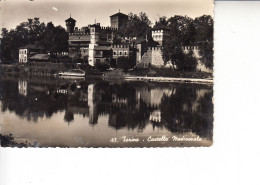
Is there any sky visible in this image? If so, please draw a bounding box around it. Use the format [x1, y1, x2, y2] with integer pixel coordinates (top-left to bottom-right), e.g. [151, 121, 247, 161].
[0, 0, 214, 31]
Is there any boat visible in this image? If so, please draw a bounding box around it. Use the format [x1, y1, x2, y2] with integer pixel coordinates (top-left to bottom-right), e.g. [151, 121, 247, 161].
[58, 69, 85, 77]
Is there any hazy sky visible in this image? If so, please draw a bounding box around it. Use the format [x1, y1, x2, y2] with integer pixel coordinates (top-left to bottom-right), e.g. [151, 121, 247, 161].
[0, 0, 213, 30]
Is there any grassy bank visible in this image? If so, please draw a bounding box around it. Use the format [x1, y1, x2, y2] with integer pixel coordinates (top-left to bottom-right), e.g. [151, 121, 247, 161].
[0, 63, 103, 77]
[0, 63, 213, 80]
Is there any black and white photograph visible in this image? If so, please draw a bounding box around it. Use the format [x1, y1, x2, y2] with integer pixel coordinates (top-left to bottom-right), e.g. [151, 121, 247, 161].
[0, 0, 214, 147]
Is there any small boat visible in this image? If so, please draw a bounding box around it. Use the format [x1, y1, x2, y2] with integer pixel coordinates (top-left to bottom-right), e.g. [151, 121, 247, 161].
[58, 69, 85, 77]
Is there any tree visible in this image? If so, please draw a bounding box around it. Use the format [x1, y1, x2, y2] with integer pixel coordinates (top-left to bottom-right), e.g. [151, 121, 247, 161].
[162, 15, 213, 70]
[1, 18, 46, 62]
[1, 18, 69, 63]
[41, 22, 68, 55]
[154, 16, 168, 29]
[118, 12, 152, 38]
[25, 18, 46, 44]
[95, 60, 110, 71]
[116, 56, 130, 71]
[194, 15, 213, 69]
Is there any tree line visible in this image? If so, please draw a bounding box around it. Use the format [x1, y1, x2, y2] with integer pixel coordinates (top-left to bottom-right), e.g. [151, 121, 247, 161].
[0, 18, 68, 63]
[0, 14, 213, 70]
[117, 13, 213, 70]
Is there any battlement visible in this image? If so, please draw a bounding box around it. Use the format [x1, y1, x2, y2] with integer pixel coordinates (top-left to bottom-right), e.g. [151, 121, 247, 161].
[123, 37, 137, 40]
[148, 46, 162, 51]
[69, 32, 90, 36]
[152, 30, 170, 34]
[69, 27, 90, 35]
[112, 44, 130, 48]
[100, 26, 118, 31]
[182, 46, 200, 50]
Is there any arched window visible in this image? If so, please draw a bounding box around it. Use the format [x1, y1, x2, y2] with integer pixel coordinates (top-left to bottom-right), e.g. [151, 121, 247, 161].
[113, 51, 117, 55]
[124, 51, 127, 56]
[119, 52, 122, 56]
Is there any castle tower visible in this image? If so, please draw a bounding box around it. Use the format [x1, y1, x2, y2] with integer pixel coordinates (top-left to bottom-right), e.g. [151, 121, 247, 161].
[110, 11, 128, 29]
[89, 24, 100, 66]
[65, 15, 76, 33]
[151, 27, 170, 46]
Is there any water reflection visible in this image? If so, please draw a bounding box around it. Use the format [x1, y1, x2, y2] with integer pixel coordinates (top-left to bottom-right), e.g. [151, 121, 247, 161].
[0, 75, 213, 147]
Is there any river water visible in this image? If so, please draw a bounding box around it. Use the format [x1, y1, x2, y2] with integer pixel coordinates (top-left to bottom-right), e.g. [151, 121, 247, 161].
[0, 75, 213, 147]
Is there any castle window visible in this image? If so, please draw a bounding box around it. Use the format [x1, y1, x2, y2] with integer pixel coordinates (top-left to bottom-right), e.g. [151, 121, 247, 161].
[124, 51, 127, 56]
[113, 51, 117, 55]
[119, 52, 122, 56]
[95, 51, 101, 56]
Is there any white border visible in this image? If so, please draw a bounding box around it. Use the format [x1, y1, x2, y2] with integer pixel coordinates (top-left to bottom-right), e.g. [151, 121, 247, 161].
[1, 1, 260, 185]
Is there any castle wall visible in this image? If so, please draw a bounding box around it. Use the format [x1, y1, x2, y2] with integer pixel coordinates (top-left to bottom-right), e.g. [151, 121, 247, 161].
[136, 47, 164, 68]
[136, 46, 213, 72]
[112, 44, 130, 59]
[182, 46, 213, 73]
[152, 30, 170, 46]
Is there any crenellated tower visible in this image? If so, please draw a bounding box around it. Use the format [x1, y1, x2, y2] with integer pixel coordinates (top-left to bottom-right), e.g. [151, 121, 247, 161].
[65, 15, 76, 33]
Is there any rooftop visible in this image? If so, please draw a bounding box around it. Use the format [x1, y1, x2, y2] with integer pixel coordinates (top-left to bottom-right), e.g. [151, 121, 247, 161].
[110, 12, 128, 18]
[94, 46, 111, 51]
[65, 17, 76, 22]
[19, 44, 44, 50]
[29, 54, 50, 60]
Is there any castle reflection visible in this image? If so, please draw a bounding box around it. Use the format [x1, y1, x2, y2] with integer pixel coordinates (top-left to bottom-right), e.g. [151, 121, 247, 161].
[0, 75, 213, 140]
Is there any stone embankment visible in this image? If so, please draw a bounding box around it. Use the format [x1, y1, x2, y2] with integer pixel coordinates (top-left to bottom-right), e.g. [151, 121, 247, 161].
[125, 76, 213, 84]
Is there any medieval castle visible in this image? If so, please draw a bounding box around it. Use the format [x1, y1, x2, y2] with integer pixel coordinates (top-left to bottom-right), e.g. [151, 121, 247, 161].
[65, 11, 170, 68]
[17, 11, 210, 72]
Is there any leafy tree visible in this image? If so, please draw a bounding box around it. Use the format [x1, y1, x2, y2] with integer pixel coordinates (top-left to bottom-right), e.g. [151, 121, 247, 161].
[95, 60, 110, 71]
[1, 18, 69, 63]
[193, 15, 213, 69]
[162, 15, 213, 70]
[1, 18, 46, 62]
[180, 50, 197, 71]
[41, 22, 68, 55]
[116, 56, 130, 71]
[25, 18, 46, 44]
[118, 12, 152, 38]
[154, 16, 168, 29]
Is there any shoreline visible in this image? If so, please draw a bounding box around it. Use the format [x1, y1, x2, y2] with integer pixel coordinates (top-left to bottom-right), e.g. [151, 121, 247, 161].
[125, 76, 213, 84]
[0, 64, 213, 84]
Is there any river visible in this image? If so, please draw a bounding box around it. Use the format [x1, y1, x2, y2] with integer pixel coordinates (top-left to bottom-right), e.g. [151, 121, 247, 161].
[0, 75, 213, 147]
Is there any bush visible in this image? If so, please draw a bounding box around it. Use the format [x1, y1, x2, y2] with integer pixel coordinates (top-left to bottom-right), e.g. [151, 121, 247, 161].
[174, 50, 197, 72]
[95, 60, 110, 71]
[116, 56, 131, 71]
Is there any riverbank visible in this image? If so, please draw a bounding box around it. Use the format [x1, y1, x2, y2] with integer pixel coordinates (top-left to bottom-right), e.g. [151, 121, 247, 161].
[0, 63, 103, 78]
[0, 63, 213, 84]
[125, 76, 213, 84]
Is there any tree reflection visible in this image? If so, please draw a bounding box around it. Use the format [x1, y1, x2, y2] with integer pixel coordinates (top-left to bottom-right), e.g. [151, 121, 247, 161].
[0, 76, 213, 138]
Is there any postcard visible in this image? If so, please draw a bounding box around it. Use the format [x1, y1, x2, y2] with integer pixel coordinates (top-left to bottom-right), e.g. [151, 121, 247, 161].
[0, 0, 214, 147]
